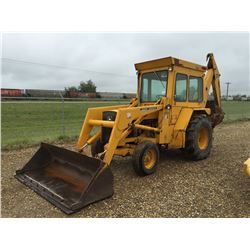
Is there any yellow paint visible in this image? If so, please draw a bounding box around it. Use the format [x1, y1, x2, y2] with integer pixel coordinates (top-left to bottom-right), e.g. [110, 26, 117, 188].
[134, 123, 160, 133]
[86, 130, 101, 145]
[244, 158, 250, 176]
[114, 147, 135, 157]
[198, 127, 209, 150]
[173, 108, 193, 131]
[135, 56, 206, 72]
[88, 119, 114, 128]
[75, 54, 223, 167]
[169, 130, 184, 148]
[144, 148, 157, 169]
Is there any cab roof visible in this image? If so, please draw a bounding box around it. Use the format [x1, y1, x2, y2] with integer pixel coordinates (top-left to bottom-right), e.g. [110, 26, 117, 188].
[134, 56, 207, 72]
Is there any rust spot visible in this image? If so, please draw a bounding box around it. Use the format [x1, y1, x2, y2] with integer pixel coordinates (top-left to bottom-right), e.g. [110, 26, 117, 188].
[45, 161, 90, 193]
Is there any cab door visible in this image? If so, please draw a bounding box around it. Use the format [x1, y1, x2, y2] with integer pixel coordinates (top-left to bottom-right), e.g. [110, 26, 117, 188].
[171, 66, 204, 125]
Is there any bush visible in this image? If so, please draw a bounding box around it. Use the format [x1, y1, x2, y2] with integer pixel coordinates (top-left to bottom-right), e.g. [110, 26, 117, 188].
[64, 80, 97, 96]
[78, 80, 96, 93]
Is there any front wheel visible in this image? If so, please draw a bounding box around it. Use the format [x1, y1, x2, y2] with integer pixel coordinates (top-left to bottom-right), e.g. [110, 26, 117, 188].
[184, 116, 213, 160]
[132, 141, 160, 176]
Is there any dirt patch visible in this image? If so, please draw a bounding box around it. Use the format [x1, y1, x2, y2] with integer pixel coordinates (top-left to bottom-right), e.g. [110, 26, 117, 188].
[1, 121, 250, 217]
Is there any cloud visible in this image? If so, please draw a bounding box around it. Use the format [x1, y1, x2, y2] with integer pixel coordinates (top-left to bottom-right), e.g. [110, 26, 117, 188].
[1, 32, 249, 94]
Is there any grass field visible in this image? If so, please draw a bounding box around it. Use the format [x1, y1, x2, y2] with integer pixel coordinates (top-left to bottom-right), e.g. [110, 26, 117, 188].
[222, 101, 250, 121]
[1, 100, 129, 149]
[1, 100, 250, 149]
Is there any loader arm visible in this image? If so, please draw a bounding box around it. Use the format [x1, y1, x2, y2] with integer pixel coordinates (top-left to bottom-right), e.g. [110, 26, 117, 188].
[78, 102, 163, 166]
[102, 104, 163, 165]
[76, 98, 139, 151]
[76, 104, 129, 151]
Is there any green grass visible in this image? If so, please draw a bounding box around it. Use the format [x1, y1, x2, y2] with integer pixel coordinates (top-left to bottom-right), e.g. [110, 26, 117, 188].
[1, 100, 128, 149]
[221, 101, 250, 122]
[1, 100, 250, 149]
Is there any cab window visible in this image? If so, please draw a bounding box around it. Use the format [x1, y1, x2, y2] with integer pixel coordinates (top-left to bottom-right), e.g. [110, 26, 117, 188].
[141, 70, 168, 102]
[189, 76, 203, 102]
[175, 73, 187, 102]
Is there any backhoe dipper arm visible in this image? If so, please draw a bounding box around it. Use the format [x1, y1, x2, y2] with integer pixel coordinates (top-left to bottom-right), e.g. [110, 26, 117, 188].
[205, 53, 222, 108]
[203, 53, 224, 127]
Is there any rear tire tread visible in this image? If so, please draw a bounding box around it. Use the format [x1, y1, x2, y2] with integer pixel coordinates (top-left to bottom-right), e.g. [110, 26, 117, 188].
[184, 116, 212, 161]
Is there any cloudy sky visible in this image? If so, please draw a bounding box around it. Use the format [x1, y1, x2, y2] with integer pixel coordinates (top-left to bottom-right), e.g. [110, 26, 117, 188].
[1, 33, 249, 95]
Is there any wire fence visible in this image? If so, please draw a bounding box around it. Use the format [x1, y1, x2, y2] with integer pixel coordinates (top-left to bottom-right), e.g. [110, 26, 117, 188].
[1, 56, 136, 149]
[1, 98, 250, 149]
[1, 97, 129, 149]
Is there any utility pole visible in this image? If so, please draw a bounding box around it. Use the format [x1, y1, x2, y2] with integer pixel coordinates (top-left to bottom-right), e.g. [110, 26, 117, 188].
[225, 82, 231, 100]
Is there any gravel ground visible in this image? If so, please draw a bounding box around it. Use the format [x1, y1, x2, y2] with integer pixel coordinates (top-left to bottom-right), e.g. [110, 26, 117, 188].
[1, 121, 250, 218]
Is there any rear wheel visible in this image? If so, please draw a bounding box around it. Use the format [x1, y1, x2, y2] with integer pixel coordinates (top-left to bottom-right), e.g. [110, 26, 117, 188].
[184, 116, 212, 160]
[132, 141, 160, 176]
[91, 138, 104, 157]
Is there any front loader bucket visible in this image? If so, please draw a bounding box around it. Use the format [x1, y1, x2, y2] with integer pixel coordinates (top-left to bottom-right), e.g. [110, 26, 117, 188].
[15, 143, 113, 214]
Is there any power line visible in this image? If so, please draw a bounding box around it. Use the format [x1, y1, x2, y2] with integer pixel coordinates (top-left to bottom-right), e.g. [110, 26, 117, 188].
[1, 57, 135, 78]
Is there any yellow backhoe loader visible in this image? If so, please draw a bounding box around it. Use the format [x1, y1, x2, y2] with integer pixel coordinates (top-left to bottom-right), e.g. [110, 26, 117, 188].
[15, 53, 224, 214]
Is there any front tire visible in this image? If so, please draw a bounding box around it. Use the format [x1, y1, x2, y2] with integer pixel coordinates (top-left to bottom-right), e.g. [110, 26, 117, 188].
[132, 141, 160, 176]
[184, 116, 212, 160]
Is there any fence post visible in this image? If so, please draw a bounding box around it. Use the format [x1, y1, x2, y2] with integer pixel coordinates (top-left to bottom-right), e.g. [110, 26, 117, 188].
[59, 92, 65, 137]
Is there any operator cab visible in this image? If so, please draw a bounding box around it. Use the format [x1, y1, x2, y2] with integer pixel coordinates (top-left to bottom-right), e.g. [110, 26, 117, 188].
[135, 56, 207, 105]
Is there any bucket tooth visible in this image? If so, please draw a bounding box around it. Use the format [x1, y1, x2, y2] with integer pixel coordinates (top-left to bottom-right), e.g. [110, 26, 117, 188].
[15, 143, 114, 214]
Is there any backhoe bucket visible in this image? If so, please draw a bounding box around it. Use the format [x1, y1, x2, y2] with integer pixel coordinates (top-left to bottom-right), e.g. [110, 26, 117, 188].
[15, 143, 113, 214]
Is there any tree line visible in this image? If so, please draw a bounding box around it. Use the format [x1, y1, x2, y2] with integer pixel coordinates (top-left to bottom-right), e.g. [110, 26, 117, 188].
[64, 80, 97, 94]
